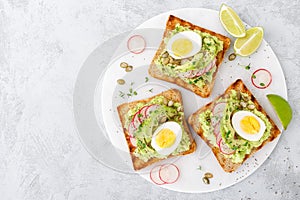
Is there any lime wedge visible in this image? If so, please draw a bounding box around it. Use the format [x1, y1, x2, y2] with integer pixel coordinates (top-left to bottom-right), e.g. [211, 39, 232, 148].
[234, 27, 264, 56]
[219, 4, 246, 37]
[267, 94, 293, 130]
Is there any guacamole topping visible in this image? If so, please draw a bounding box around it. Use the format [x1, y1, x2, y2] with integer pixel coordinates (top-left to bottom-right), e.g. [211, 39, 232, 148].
[155, 24, 224, 88]
[199, 90, 272, 163]
[125, 96, 191, 162]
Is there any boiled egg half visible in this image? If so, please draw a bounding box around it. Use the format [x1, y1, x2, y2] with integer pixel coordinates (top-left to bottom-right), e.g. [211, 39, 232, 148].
[231, 111, 266, 141]
[166, 31, 202, 59]
[151, 121, 182, 155]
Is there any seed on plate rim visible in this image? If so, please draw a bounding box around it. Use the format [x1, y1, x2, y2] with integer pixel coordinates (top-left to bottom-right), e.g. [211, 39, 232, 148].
[228, 53, 237, 61]
[120, 62, 128, 68]
[125, 65, 133, 72]
[117, 79, 125, 85]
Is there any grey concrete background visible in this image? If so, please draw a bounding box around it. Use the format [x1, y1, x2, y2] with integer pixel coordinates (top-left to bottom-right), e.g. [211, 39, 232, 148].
[0, 0, 299, 199]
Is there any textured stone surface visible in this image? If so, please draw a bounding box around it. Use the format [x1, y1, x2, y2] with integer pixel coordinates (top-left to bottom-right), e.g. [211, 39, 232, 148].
[0, 0, 299, 199]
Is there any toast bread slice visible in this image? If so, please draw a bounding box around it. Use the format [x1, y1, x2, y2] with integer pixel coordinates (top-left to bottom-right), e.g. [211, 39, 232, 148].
[117, 89, 196, 170]
[149, 15, 231, 98]
[188, 79, 281, 172]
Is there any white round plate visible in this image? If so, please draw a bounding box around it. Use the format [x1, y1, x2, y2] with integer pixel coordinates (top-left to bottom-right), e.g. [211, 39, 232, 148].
[75, 8, 287, 193]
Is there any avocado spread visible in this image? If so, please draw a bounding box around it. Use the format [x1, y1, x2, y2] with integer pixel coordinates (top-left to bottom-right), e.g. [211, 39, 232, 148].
[125, 96, 191, 162]
[155, 24, 224, 88]
[199, 90, 272, 163]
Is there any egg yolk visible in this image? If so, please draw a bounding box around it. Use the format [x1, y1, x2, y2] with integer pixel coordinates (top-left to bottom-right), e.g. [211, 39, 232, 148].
[155, 128, 176, 148]
[240, 116, 261, 134]
[171, 38, 193, 57]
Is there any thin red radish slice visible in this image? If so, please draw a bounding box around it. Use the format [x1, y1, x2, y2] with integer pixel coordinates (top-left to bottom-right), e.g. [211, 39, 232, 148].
[214, 122, 221, 134]
[145, 104, 160, 116]
[211, 116, 220, 127]
[129, 136, 137, 147]
[132, 111, 142, 127]
[204, 58, 216, 73]
[127, 35, 146, 54]
[213, 122, 222, 145]
[251, 68, 272, 89]
[218, 139, 235, 155]
[150, 165, 165, 185]
[128, 111, 141, 136]
[216, 132, 222, 145]
[138, 105, 149, 122]
[179, 58, 216, 78]
[213, 102, 226, 117]
[127, 123, 135, 137]
[159, 164, 180, 184]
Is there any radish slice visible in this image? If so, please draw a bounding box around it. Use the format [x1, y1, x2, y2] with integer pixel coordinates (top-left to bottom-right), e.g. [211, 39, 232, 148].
[129, 136, 137, 147]
[218, 139, 235, 155]
[138, 106, 149, 122]
[145, 104, 160, 116]
[132, 111, 141, 127]
[211, 116, 220, 127]
[127, 35, 146, 54]
[214, 122, 221, 134]
[204, 58, 216, 73]
[159, 164, 180, 184]
[214, 122, 222, 145]
[128, 111, 141, 136]
[213, 102, 226, 117]
[128, 104, 159, 136]
[127, 122, 135, 137]
[150, 165, 165, 185]
[251, 68, 272, 89]
[216, 132, 222, 145]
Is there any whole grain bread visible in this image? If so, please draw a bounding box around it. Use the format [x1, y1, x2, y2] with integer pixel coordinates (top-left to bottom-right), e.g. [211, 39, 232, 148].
[149, 15, 231, 98]
[117, 89, 196, 170]
[188, 79, 281, 172]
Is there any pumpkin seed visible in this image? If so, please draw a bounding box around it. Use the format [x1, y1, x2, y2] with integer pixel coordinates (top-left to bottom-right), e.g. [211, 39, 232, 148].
[117, 79, 125, 85]
[228, 53, 236, 61]
[202, 177, 210, 184]
[204, 172, 213, 178]
[160, 116, 167, 123]
[162, 57, 169, 65]
[161, 52, 169, 58]
[120, 62, 128, 68]
[247, 104, 255, 110]
[242, 95, 250, 102]
[177, 106, 183, 112]
[167, 100, 174, 107]
[240, 101, 247, 108]
[125, 65, 133, 72]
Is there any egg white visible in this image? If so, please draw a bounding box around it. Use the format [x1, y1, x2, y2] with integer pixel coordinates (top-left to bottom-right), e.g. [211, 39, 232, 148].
[151, 121, 182, 156]
[166, 31, 202, 59]
[231, 111, 266, 141]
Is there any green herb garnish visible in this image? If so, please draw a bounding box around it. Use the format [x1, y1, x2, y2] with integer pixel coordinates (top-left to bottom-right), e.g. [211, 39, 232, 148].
[245, 63, 251, 70]
[145, 77, 149, 82]
[119, 91, 125, 99]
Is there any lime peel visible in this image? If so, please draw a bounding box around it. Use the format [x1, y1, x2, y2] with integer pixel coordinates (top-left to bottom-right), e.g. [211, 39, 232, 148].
[219, 4, 246, 38]
[267, 94, 292, 130]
